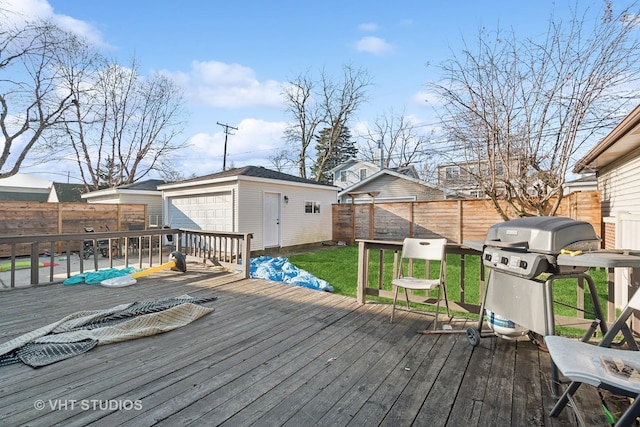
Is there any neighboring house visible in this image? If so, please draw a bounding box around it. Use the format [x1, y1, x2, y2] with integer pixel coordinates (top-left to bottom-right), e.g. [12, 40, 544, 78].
[330, 158, 422, 190]
[158, 165, 339, 251]
[329, 159, 380, 190]
[82, 179, 165, 227]
[563, 173, 597, 195]
[337, 169, 448, 204]
[47, 183, 90, 202]
[437, 158, 523, 198]
[0, 173, 51, 202]
[574, 103, 640, 308]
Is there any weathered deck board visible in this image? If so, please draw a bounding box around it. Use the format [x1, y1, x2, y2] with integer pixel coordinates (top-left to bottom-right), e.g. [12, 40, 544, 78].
[0, 264, 612, 426]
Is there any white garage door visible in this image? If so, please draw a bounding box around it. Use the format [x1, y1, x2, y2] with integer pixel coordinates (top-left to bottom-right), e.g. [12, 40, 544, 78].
[167, 192, 233, 232]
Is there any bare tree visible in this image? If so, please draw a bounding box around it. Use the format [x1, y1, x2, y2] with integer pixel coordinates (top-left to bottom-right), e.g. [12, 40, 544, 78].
[283, 65, 371, 179]
[359, 110, 432, 171]
[52, 56, 187, 190]
[282, 71, 322, 179]
[0, 19, 78, 178]
[267, 146, 295, 173]
[429, 1, 640, 219]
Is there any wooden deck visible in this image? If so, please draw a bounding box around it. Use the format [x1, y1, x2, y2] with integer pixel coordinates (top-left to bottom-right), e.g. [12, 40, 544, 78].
[0, 263, 609, 426]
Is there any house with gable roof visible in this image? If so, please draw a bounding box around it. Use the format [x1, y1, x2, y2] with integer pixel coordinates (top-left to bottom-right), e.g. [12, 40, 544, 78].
[158, 166, 338, 251]
[337, 168, 449, 204]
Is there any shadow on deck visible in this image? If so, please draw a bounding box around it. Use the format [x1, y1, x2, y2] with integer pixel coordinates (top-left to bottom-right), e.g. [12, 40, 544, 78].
[0, 262, 610, 426]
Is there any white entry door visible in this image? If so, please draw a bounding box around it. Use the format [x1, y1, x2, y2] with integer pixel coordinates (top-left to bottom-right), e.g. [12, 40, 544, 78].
[263, 192, 281, 248]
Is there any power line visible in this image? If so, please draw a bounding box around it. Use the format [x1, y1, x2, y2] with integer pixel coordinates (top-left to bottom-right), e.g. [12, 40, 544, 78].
[217, 122, 238, 171]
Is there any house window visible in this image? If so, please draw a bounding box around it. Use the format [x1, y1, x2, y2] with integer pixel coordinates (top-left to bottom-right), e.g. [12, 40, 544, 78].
[305, 201, 321, 214]
[340, 171, 347, 182]
[470, 190, 483, 198]
[359, 168, 367, 180]
[445, 166, 460, 180]
[495, 162, 504, 176]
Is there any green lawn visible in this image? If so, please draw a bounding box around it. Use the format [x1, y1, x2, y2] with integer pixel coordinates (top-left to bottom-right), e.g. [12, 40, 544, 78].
[288, 244, 610, 328]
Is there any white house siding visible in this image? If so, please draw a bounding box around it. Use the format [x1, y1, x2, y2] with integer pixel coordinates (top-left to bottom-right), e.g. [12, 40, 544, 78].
[333, 162, 380, 189]
[599, 147, 640, 218]
[598, 147, 640, 308]
[237, 179, 336, 250]
[86, 193, 162, 228]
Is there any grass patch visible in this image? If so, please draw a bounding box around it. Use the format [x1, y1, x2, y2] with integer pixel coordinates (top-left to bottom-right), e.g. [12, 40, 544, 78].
[288, 244, 610, 329]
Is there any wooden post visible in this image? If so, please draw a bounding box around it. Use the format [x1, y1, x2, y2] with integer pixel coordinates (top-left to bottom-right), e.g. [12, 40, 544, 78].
[369, 199, 375, 240]
[457, 200, 463, 244]
[242, 233, 252, 278]
[350, 198, 355, 244]
[357, 240, 367, 304]
[409, 201, 414, 237]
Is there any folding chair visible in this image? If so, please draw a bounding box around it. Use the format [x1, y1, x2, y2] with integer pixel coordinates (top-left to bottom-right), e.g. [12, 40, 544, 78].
[546, 287, 640, 427]
[389, 238, 450, 330]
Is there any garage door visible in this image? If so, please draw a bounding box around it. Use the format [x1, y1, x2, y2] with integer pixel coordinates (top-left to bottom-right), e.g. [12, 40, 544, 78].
[167, 192, 233, 232]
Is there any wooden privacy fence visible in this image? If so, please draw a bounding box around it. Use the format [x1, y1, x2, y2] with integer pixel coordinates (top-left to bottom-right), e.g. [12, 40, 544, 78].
[333, 191, 602, 244]
[0, 202, 147, 257]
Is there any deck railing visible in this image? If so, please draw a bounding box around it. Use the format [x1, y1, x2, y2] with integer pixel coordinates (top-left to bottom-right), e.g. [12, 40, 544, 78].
[0, 228, 252, 287]
[179, 229, 252, 278]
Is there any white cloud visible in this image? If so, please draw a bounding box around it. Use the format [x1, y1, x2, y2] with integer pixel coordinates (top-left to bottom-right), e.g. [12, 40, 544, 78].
[353, 36, 393, 55]
[1, 0, 107, 47]
[358, 22, 379, 32]
[181, 118, 289, 175]
[167, 61, 285, 109]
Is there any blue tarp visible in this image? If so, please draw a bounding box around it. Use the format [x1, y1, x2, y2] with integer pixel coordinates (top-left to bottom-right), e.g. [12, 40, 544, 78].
[63, 267, 139, 285]
[249, 256, 334, 292]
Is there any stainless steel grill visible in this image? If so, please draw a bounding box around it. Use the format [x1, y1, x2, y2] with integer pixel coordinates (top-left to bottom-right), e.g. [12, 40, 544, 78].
[467, 216, 605, 347]
[467, 216, 640, 399]
[482, 216, 600, 279]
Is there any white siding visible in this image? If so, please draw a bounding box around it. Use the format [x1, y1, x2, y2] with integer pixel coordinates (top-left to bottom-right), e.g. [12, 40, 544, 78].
[599, 147, 640, 309]
[237, 180, 336, 250]
[333, 162, 380, 189]
[599, 149, 640, 218]
[161, 178, 336, 251]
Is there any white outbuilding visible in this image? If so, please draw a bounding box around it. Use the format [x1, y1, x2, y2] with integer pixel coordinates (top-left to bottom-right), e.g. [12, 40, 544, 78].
[158, 166, 339, 251]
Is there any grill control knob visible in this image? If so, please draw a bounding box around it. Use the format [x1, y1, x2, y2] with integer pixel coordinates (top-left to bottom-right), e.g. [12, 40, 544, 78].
[519, 260, 528, 269]
[501, 257, 509, 265]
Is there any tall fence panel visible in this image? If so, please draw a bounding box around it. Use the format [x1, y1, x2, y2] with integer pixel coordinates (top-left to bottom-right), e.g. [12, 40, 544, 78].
[333, 191, 602, 244]
[0, 202, 147, 257]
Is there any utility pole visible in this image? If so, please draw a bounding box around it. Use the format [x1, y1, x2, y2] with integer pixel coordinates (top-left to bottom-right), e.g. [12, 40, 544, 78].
[217, 122, 238, 171]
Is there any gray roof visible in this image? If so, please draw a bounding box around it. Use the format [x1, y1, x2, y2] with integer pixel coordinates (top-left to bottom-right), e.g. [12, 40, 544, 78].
[176, 166, 337, 188]
[51, 183, 89, 202]
[118, 179, 165, 191]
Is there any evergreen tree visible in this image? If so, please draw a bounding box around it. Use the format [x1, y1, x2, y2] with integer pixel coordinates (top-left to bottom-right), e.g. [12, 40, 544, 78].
[311, 125, 357, 183]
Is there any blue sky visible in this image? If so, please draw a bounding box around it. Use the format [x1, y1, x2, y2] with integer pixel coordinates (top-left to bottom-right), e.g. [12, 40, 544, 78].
[3, 0, 624, 181]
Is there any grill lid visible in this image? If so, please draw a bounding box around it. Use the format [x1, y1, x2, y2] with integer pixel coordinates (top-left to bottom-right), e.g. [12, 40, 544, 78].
[484, 216, 600, 254]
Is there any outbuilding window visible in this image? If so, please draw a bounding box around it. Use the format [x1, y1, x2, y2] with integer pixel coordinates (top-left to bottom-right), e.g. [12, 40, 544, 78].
[305, 201, 321, 214]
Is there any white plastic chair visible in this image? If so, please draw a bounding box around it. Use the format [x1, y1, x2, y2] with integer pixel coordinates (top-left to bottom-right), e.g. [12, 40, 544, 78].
[546, 287, 640, 426]
[390, 238, 449, 330]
